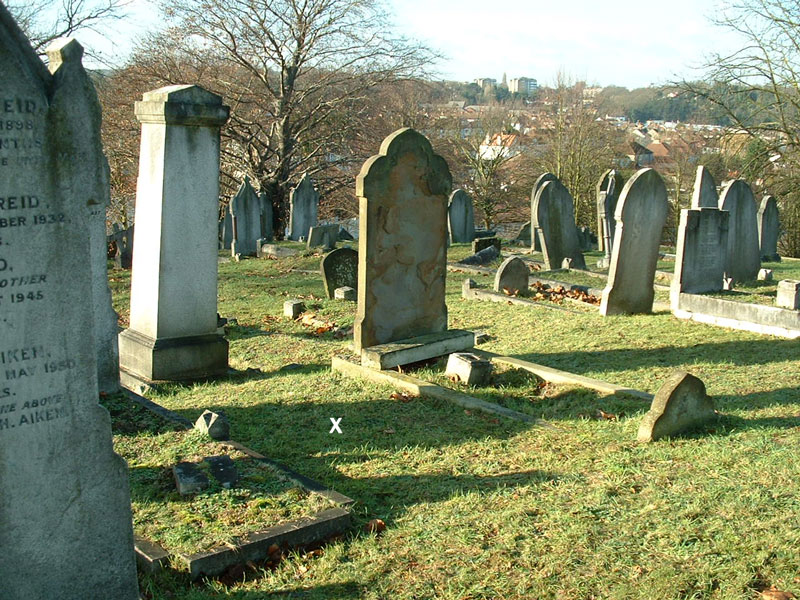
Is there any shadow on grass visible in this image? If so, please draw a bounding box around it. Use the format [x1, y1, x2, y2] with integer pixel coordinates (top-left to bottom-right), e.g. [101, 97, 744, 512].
[224, 363, 331, 383]
[215, 581, 364, 599]
[515, 337, 800, 373]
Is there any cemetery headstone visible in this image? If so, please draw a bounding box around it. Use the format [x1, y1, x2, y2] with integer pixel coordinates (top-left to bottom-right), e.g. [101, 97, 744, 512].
[531, 172, 558, 253]
[458, 244, 500, 266]
[220, 204, 232, 249]
[758, 194, 780, 262]
[110, 223, 134, 268]
[718, 179, 761, 282]
[288, 172, 319, 241]
[448, 189, 475, 243]
[230, 176, 262, 256]
[321, 247, 358, 299]
[307, 223, 339, 250]
[514, 221, 532, 246]
[533, 178, 587, 270]
[472, 236, 501, 253]
[353, 128, 452, 352]
[600, 168, 668, 316]
[637, 371, 716, 442]
[118, 85, 230, 387]
[195, 409, 230, 440]
[670, 208, 729, 306]
[0, 15, 139, 598]
[776, 280, 800, 310]
[691, 165, 718, 209]
[494, 256, 530, 296]
[758, 268, 773, 281]
[259, 189, 273, 242]
[595, 169, 624, 254]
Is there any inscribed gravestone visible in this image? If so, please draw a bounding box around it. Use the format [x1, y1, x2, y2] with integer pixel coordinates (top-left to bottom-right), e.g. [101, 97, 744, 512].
[353, 128, 452, 352]
[307, 224, 339, 249]
[288, 172, 319, 241]
[494, 256, 530, 296]
[259, 189, 273, 242]
[448, 189, 475, 243]
[758, 195, 780, 262]
[691, 165, 718, 209]
[119, 85, 230, 386]
[600, 168, 668, 316]
[0, 17, 138, 599]
[595, 169, 624, 253]
[230, 176, 261, 256]
[718, 179, 761, 282]
[533, 178, 587, 270]
[531, 172, 557, 253]
[670, 208, 729, 308]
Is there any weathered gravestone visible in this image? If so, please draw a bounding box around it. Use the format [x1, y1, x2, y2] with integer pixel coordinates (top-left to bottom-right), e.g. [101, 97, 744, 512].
[288, 172, 319, 241]
[670, 207, 729, 308]
[493, 256, 530, 296]
[307, 223, 339, 249]
[448, 189, 475, 243]
[354, 128, 473, 363]
[259, 189, 273, 242]
[691, 165, 718, 209]
[718, 179, 761, 282]
[758, 195, 781, 262]
[472, 236, 501, 253]
[533, 178, 587, 270]
[595, 169, 624, 253]
[0, 16, 139, 599]
[111, 223, 134, 269]
[600, 168, 668, 316]
[230, 176, 262, 256]
[638, 371, 716, 442]
[530, 172, 557, 253]
[321, 247, 357, 299]
[776, 280, 800, 310]
[119, 85, 230, 387]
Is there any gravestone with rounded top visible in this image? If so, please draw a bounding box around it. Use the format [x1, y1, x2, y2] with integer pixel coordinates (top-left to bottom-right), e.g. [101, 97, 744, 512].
[448, 189, 475, 243]
[600, 168, 668, 315]
[596, 169, 624, 253]
[354, 128, 452, 352]
[758, 194, 780, 262]
[533, 178, 587, 270]
[321, 247, 357, 299]
[494, 256, 530, 296]
[230, 176, 262, 256]
[530, 172, 557, 253]
[691, 165, 718, 209]
[0, 13, 139, 598]
[718, 179, 761, 282]
[119, 85, 230, 387]
[288, 172, 319, 241]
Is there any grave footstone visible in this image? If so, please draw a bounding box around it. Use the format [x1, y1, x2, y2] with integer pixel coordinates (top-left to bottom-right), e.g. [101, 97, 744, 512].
[288, 173, 319, 241]
[600, 168, 668, 316]
[354, 128, 453, 352]
[776, 280, 800, 310]
[0, 16, 139, 598]
[718, 179, 761, 282]
[173, 462, 210, 495]
[321, 247, 357, 299]
[195, 409, 230, 440]
[204, 455, 239, 489]
[335, 286, 356, 301]
[448, 189, 475, 243]
[494, 256, 530, 296]
[533, 178, 587, 270]
[670, 208, 729, 307]
[118, 85, 230, 387]
[596, 169, 624, 254]
[758, 268, 773, 281]
[758, 195, 781, 262]
[691, 165, 718, 209]
[637, 371, 716, 442]
[230, 176, 262, 256]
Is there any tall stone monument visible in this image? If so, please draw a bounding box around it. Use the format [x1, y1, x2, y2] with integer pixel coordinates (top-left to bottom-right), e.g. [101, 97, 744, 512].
[600, 168, 668, 316]
[259, 189, 273, 243]
[532, 177, 587, 270]
[119, 85, 230, 387]
[758, 194, 780, 262]
[448, 189, 475, 243]
[354, 128, 472, 362]
[595, 169, 624, 253]
[670, 207, 730, 308]
[691, 165, 718, 209]
[230, 176, 262, 256]
[288, 172, 319, 240]
[718, 179, 761, 282]
[0, 10, 139, 598]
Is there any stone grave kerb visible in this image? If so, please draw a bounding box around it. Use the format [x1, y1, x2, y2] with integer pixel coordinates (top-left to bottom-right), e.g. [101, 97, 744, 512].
[354, 127, 453, 353]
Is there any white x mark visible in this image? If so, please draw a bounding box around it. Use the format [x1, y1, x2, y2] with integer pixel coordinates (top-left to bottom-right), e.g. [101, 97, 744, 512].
[329, 417, 342, 434]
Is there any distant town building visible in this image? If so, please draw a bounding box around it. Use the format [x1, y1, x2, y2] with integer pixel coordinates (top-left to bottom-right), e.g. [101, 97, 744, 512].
[508, 77, 539, 95]
[475, 77, 497, 89]
[478, 133, 520, 161]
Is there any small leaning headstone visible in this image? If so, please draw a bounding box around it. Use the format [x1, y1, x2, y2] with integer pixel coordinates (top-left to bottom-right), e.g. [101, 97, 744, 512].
[195, 409, 230, 441]
[637, 371, 716, 442]
[494, 256, 530, 296]
[321, 247, 358, 299]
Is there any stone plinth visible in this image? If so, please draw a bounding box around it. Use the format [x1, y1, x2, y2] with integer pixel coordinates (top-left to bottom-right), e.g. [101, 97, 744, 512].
[119, 85, 230, 387]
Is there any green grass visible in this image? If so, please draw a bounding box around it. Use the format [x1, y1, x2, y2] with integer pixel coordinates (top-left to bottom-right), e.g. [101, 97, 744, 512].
[108, 243, 800, 600]
[103, 395, 337, 557]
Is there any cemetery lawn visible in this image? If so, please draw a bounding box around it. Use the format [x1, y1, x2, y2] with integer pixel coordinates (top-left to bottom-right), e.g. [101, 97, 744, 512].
[109, 246, 800, 600]
[102, 394, 337, 557]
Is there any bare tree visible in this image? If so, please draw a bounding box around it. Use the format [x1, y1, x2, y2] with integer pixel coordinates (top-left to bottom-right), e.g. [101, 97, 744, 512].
[680, 0, 800, 256]
[130, 0, 436, 238]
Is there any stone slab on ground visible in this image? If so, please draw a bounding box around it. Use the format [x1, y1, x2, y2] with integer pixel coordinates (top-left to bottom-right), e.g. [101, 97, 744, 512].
[134, 535, 171, 574]
[204, 455, 239, 489]
[361, 330, 475, 370]
[173, 461, 210, 495]
[472, 237, 501, 253]
[638, 371, 716, 442]
[458, 245, 500, 266]
[462, 279, 583, 315]
[673, 292, 800, 338]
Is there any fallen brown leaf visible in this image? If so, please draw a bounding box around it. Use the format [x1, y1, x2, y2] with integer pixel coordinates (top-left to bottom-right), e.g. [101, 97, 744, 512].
[365, 518, 386, 534]
[597, 409, 618, 421]
[762, 589, 796, 600]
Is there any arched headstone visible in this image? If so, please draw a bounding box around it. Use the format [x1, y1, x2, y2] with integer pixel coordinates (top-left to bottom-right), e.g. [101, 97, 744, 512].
[533, 178, 586, 270]
[758, 194, 780, 262]
[321, 247, 357, 299]
[230, 176, 262, 256]
[718, 180, 761, 282]
[448, 189, 475, 243]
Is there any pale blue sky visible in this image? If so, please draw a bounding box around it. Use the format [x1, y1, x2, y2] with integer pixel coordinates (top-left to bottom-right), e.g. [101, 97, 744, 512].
[85, 0, 743, 89]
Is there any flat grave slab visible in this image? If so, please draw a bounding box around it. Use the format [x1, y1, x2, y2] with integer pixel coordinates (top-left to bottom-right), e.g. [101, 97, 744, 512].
[360, 329, 475, 370]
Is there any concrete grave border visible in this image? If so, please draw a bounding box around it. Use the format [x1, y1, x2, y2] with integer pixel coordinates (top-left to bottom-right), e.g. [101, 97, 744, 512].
[122, 390, 353, 579]
[673, 293, 800, 339]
